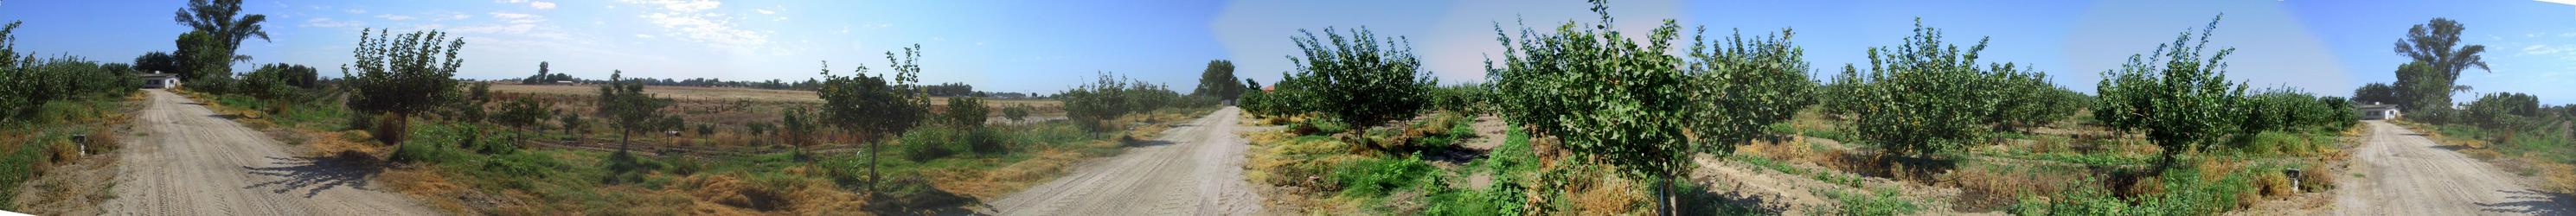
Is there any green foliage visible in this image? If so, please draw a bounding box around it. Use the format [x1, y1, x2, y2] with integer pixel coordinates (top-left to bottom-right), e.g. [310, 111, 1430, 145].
[1194, 60, 1246, 100]
[1000, 105, 1032, 122]
[815, 44, 934, 196]
[1489, 3, 1816, 199]
[1834, 19, 2083, 156]
[239, 63, 317, 100]
[2092, 16, 2249, 163]
[2393, 61, 2455, 113]
[779, 107, 817, 148]
[1, 55, 142, 121]
[944, 96, 989, 128]
[174, 30, 236, 93]
[1060, 72, 1184, 131]
[1426, 84, 1493, 115]
[174, 0, 272, 50]
[1327, 156, 1436, 197]
[2351, 83, 2400, 105]
[2391, 17, 2489, 112]
[2235, 87, 2356, 135]
[2464, 92, 2541, 131]
[595, 70, 671, 151]
[341, 29, 464, 146]
[1831, 188, 1921, 216]
[492, 96, 551, 130]
[1285, 27, 1432, 148]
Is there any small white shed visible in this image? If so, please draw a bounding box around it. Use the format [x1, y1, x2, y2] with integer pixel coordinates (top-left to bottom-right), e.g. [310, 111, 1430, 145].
[2357, 103, 2401, 120]
[139, 72, 182, 89]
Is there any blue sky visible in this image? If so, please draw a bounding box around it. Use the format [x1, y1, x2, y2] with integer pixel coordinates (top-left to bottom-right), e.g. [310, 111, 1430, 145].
[1, 0, 2572, 104]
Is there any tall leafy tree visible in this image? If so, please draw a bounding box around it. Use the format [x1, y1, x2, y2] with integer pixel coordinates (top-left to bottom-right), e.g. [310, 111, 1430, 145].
[2093, 16, 2248, 167]
[174, 30, 234, 86]
[132, 52, 180, 74]
[341, 29, 464, 148]
[2351, 82, 2400, 105]
[172, 0, 269, 50]
[596, 70, 671, 152]
[815, 45, 932, 198]
[2391, 17, 2488, 111]
[1286, 27, 1432, 151]
[1194, 60, 1245, 100]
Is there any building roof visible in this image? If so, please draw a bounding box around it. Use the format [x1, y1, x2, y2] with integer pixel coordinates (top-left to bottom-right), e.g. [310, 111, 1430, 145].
[2357, 104, 2400, 111]
[138, 73, 179, 79]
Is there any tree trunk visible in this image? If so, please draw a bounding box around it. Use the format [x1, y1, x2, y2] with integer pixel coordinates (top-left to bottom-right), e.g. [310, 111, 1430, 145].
[864, 132, 880, 200]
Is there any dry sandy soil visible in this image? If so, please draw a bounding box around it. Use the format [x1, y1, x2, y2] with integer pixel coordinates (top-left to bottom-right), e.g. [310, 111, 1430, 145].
[98, 90, 436, 215]
[2335, 120, 2573, 215]
[979, 107, 1266, 215]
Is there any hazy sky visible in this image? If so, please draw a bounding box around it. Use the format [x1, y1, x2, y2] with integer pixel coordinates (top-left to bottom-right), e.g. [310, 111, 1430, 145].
[1, 0, 2571, 104]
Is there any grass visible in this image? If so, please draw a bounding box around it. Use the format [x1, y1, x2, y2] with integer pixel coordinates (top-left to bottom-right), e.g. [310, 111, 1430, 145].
[0, 92, 138, 212]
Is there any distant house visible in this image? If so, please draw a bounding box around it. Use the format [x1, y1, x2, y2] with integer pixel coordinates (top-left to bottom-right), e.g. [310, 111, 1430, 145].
[139, 72, 181, 89]
[2358, 103, 2401, 120]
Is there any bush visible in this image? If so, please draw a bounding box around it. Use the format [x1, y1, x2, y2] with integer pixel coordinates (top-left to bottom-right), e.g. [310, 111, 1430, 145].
[2093, 16, 2249, 164]
[1327, 156, 1435, 197]
[944, 96, 989, 128]
[1834, 19, 2066, 156]
[1061, 73, 1183, 131]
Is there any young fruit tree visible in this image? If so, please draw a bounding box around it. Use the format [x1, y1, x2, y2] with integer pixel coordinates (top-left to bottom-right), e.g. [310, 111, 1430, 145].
[2092, 16, 2249, 167]
[339, 29, 463, 152]
[1834, 19, 2056, 156]
[1284, 27, 1432, 151]
[815, 44, 932, 198]
[1488, 2, 1815, 213]
[595, 70, 671, 153]
[945, 96, 990, 128]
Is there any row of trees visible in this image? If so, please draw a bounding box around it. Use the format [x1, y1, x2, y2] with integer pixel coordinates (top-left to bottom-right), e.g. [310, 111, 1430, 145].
[0, 1, 147, 121]
[1061, 72, 1209, 131]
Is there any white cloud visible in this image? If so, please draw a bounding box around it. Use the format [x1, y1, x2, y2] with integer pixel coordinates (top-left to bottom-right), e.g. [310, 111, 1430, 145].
[303, 17, 364, 28]
[377, 14, 417, 21]
[636, 34, 657, 39]
[625, 0, 721, 12]
[490, 12, 546, 23]
[755, 9, 775, 15]
[344, 9, 367, 14]
[625, 0, 772, 53]
[531, 1, 557, 10]
[2527, 44, 2570, 55]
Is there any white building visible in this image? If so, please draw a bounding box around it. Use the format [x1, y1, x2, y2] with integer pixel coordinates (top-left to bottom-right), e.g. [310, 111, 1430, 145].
[2357, 103, 2401, 120]
[139, 72, 182, 89]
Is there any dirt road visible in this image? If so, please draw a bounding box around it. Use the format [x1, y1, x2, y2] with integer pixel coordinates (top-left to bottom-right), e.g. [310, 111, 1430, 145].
[982, 107, 1265, 215]
[2336, 120, 2570, 215]
[99, 90, 436, 215]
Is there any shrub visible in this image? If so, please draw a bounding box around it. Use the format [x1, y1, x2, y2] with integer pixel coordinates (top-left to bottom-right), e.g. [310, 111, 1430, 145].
[2092, 16, 2250, 164]
[1000, 105, 1031, 123]
[1279, 27, 1432, 151]
[1487, 4, 1814, 213]
[944, 96, 989, 128]
[1061, 73, 1182, 131]
[1327, 156, 1435, 197]
[1834, 19, 2063, 156]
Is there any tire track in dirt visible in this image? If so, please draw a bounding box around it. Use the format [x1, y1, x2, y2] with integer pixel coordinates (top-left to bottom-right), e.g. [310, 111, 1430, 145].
[99, 90, 437, 215]
[983, 107, 1266, 215]
[2336, 120, 2571, 215]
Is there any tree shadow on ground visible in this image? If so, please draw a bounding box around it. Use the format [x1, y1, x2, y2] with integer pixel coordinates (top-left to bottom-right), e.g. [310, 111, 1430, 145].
[1677, 181, 1784, 215]
[241, 151, 385, 198]
[1120, 138, 1175, 148]
[864, 175, 985, 216]
[2479, 189, 2576, 215]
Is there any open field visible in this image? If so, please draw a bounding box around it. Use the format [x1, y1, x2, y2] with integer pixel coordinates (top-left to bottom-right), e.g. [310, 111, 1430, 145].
[487, 83, 1064, 107]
